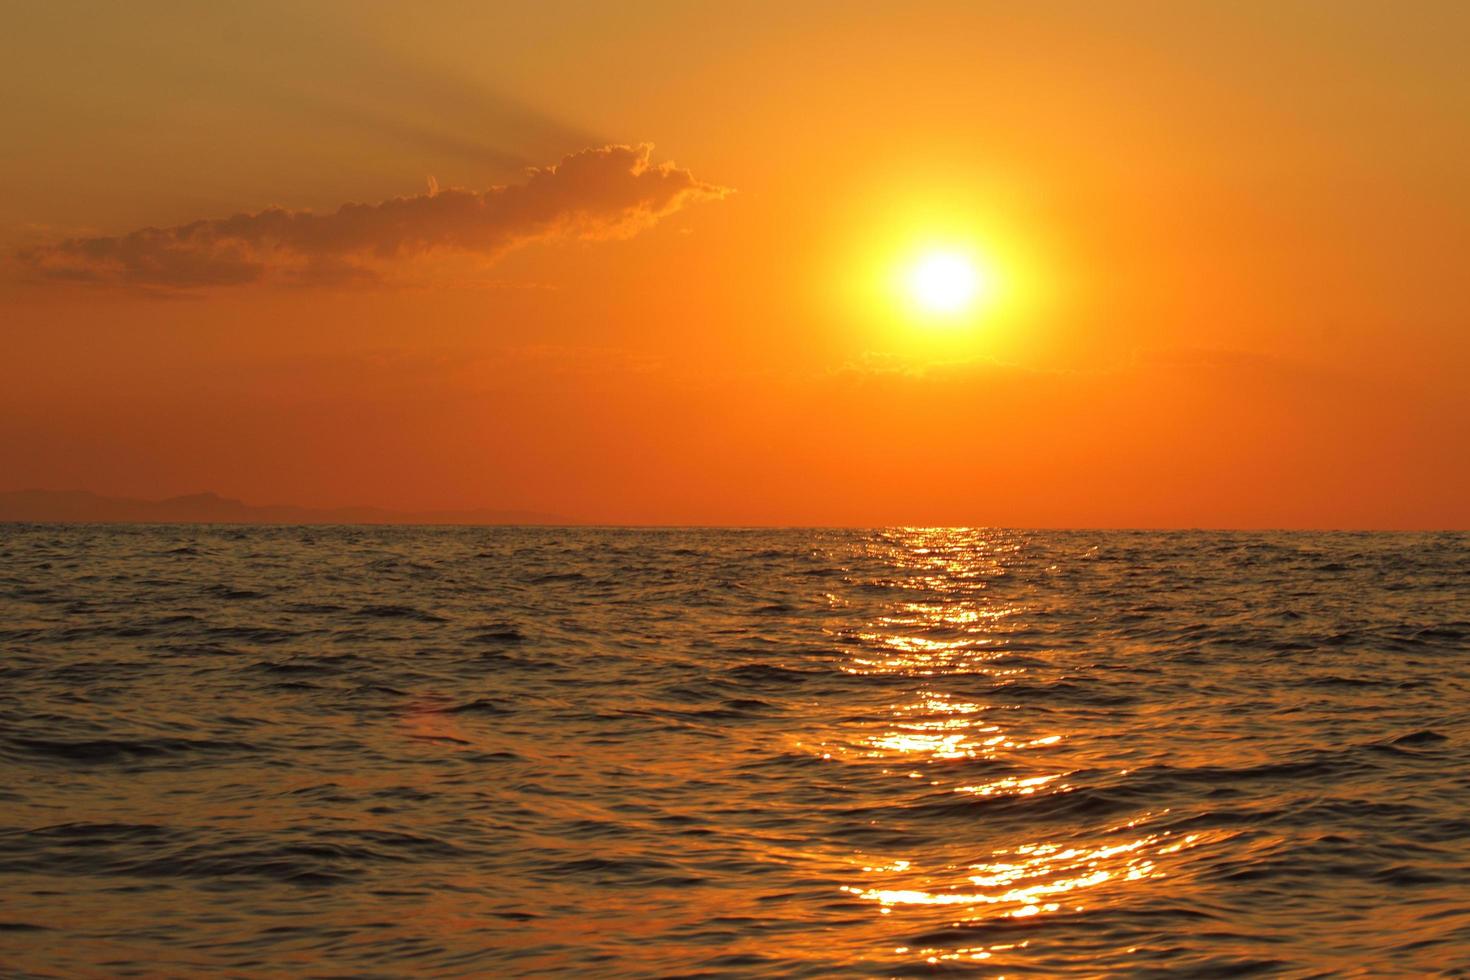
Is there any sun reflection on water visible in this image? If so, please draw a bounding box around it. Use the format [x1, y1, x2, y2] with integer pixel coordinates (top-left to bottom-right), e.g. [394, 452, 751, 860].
[953, 772, 1065, 796]
[862, 698, 1064, 762]
[845, 820, 1220, 923]
[843, 602, 1026, 676]
[822, 529, 1232, 968]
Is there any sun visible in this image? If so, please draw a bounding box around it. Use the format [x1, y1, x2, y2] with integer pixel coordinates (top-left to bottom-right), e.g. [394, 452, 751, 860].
[906, 250, 989, 316]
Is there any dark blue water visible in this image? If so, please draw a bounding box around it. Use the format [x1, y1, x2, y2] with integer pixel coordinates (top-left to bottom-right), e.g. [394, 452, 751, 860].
[1, 526, 1467, 976]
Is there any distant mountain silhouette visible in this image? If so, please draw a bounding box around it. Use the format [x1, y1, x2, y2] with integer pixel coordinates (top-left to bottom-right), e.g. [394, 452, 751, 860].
[0, 489, 563, 527]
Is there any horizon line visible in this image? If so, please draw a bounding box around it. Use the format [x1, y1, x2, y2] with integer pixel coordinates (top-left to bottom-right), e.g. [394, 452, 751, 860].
[1, 488, 1464, 533]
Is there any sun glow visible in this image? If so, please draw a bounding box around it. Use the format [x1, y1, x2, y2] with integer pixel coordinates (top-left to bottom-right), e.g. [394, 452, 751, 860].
[908, 251, 985, 314]
[833, 204, 1042, 354]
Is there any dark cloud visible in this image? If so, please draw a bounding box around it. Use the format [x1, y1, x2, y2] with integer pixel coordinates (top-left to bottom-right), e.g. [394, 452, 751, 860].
[18, 145, 727, 288]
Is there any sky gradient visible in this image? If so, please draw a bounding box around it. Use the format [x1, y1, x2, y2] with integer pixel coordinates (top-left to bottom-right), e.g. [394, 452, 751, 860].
[4, 1, 1468, 527]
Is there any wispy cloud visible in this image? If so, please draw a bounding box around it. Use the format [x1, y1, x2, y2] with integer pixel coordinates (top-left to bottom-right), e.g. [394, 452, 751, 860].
[17, 144, 728, 288]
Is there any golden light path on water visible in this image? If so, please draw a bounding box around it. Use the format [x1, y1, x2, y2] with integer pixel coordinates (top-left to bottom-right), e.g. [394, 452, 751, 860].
[808, 528, 1230, 968]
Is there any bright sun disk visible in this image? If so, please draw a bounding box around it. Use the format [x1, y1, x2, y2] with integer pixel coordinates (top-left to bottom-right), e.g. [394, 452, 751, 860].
[908, 251, 983, 315]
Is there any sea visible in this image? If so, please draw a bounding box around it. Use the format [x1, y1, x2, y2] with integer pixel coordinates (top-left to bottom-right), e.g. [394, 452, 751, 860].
[1, 525, 1467, 977]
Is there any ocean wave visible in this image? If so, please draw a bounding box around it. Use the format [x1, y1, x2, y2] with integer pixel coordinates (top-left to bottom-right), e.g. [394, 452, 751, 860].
[0, 525, 1466, 975]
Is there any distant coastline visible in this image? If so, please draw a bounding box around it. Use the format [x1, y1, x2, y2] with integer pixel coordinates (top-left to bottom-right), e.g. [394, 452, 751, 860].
[0, 489, 562, 527]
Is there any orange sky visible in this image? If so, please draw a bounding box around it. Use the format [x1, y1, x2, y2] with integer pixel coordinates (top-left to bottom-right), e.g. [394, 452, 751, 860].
[3, 1, 1468, 527]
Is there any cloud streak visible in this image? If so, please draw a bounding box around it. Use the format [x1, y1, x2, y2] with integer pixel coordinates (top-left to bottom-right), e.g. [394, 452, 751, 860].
[18, 144, 727, 288]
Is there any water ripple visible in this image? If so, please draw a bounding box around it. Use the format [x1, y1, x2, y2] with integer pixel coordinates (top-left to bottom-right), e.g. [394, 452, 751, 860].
[0, 525, 1466, 975]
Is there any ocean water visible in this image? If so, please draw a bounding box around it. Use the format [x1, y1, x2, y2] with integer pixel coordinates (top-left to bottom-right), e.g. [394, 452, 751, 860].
[1, 525, 1467, 977]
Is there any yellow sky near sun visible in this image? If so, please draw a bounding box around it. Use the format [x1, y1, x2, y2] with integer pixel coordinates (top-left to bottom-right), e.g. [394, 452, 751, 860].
[1, 0, 1468, 526]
